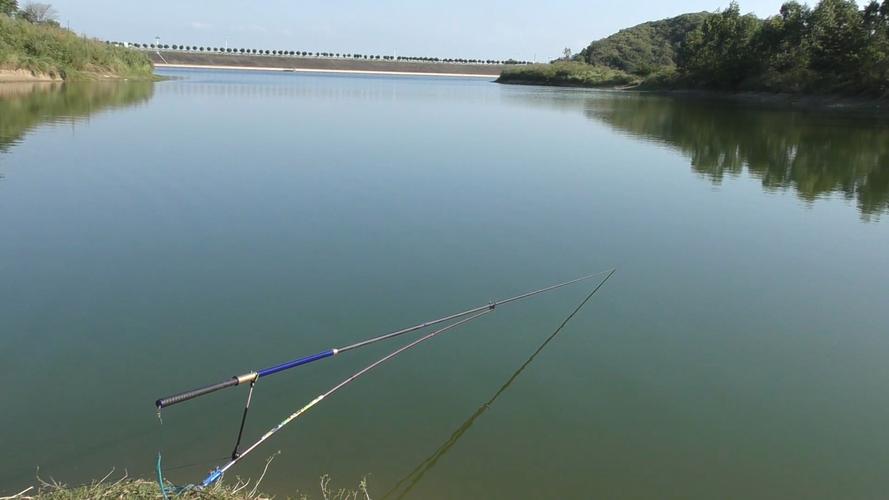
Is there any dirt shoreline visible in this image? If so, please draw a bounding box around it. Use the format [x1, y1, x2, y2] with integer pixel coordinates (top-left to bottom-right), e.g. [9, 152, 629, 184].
[496, 78, 888, 113]
[0, 69, 61, 83]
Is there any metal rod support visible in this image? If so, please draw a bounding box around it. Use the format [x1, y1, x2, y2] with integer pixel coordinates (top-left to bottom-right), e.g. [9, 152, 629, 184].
[230, 380, 256, 460]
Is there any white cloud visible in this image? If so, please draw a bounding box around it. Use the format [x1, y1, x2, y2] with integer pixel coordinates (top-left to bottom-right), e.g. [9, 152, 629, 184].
[233, 24, 269, 33]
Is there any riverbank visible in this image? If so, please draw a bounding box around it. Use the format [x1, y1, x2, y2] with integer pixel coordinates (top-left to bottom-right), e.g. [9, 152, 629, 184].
[495, 62, 637, 88]
[148, 51, 502, 78]
[495, 64, 888, 112]
[0, 69, 61, 83]
[637, 88, 889, 113]
[7, 478, 268, 499]
[6, 474, 370, 500]
[0, 15, 153, 81]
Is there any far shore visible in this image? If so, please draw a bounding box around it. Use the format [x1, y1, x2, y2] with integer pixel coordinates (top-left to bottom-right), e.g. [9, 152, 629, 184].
[154, 63, 499, 79]
[147, 51, 504, 80]
[496, 78, 888, 113]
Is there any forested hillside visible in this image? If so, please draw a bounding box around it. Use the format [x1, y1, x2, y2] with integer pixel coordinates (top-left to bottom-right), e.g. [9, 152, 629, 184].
[676, 0, 889, 95]
[500, 0, 889, 98]
[577, 13, 708, 75]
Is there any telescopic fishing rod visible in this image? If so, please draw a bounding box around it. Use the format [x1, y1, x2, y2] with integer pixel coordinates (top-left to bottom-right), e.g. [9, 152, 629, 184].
[194, 269, 615, 488]
[155, 270, 613, 410]
[156, 270, 615, 491]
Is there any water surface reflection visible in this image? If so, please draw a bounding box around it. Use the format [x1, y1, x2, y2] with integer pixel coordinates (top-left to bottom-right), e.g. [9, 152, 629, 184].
[507, 89, 889, 220]
[0, 81, 154, 156]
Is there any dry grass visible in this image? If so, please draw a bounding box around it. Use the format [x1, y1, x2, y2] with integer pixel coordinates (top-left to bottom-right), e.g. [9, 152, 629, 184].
[1, 467, 371, 500]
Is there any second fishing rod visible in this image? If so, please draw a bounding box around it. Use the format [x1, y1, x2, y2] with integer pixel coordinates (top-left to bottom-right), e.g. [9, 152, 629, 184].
[156, 269, 613, 411]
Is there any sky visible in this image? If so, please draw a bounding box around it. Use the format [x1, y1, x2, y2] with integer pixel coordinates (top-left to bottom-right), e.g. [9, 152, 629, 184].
[52, 0, 789, 61]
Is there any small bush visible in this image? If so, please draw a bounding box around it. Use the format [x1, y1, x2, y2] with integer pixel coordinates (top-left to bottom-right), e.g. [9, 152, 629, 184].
[497, 61, 639, 87]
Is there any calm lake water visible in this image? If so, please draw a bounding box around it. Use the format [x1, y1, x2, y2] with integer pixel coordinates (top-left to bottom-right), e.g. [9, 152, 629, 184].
[1, 69, 888, 499]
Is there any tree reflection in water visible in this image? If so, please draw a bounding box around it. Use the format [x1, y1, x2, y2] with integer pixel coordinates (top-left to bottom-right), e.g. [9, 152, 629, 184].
[583, 94, 889, 220]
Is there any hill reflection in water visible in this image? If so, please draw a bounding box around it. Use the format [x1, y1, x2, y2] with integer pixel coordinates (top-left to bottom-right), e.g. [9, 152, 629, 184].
[508, 89, 889, 220]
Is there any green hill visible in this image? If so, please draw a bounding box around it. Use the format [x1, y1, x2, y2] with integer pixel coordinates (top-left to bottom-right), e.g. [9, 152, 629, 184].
[500, 1, 889, 98]
[578, 13, 709, 75]
[0, 14, 153, 80]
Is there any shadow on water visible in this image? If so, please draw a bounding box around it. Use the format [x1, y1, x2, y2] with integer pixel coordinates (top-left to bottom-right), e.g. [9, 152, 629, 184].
[507, 89, 889, 220]
[383, 271, 615, 500]
[0, 80, 154, 159]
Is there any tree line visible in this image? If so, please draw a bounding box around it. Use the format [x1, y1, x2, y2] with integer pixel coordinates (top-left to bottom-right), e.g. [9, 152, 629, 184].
[1, 0, 59, 25]
[676, 0, 889, 95]
[105, 41, 530, 65]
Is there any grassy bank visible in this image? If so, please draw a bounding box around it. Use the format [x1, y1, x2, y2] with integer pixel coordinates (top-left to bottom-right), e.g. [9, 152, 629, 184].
[0, 14, 153, 80]
[495, 61, 638, 87]
[8, 474, 370, 500]
[11, 478, 268, 499]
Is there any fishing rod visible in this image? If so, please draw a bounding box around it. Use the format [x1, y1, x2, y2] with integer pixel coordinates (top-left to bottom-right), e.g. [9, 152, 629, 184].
[194, 269, 615, 488]
[155, 270, 613, 410]
[154, 269, 614, 490]
[200, 309, 494, 488]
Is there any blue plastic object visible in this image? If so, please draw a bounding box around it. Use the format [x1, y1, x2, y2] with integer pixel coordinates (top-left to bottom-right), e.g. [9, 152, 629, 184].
[201, 467, 224, 488]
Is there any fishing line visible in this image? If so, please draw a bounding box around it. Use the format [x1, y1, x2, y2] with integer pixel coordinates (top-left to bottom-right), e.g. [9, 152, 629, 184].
[383, 269, 615, 499]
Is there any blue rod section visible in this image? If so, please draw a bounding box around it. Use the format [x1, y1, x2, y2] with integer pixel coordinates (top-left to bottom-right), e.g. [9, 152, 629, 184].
[257, 349, 335, 378]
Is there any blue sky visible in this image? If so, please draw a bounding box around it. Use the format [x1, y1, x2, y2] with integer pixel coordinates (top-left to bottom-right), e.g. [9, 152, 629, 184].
[53, 0, 789, 61]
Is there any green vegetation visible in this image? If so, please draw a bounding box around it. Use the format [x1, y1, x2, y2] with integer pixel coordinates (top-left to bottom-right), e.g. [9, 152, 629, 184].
[0, 0, 18, 16]
[675, 0, 889, 95]
[504, 1, 889, 98]
[18, 478, 267, 499]
[11, 474, 371, 500]
[495, 61, 638, 87]
[578, 13, 709, 75]
[0, 12, 153, 79]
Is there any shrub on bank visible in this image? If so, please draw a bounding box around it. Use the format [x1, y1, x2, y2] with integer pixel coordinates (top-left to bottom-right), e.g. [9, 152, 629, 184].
[496, 61, 639, 87]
